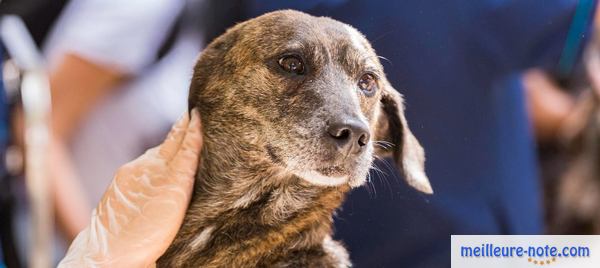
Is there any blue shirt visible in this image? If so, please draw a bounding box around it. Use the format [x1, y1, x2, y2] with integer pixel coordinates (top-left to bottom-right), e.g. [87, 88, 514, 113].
[244, 1, 595, 266]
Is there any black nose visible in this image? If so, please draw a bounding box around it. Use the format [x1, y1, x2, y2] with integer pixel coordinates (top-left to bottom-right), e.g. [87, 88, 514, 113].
[327, 119, 370, 154]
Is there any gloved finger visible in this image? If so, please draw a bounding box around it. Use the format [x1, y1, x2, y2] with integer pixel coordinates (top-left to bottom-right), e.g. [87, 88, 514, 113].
[158, 112, 190, 160]
[169, 108, 203, 176]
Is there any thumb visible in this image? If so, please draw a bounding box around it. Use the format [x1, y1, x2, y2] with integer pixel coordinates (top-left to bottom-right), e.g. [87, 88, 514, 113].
[169, 109, 203, 176]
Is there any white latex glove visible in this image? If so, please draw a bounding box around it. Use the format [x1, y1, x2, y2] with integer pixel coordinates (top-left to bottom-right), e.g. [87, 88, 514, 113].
[58, 109, 202, 268]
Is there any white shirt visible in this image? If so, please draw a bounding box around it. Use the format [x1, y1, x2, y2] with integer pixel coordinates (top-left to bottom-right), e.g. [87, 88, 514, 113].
[44, 0, 204, 205]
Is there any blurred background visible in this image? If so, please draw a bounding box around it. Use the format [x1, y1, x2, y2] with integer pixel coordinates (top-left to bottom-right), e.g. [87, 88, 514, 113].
[1, 0, 600, 267]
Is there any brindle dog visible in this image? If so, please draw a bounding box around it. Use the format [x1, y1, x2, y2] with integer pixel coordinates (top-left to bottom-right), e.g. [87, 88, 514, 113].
[157, 10, 432, 267]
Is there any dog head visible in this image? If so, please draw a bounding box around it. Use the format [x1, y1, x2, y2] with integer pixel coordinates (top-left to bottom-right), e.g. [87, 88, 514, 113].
[189, 10, 432, 193]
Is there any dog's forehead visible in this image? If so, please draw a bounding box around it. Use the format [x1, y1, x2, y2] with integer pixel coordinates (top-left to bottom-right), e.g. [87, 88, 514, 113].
[248, 11, 373, 57]
[302, 17, 372, 57]
[341, 24, 369, 55]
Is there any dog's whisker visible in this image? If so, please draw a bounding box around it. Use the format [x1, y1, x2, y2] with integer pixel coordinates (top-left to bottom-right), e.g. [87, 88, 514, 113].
[369, 157, 397, 197]
[377, 158, 404, 190]
[371, 165, 394, 198]
[372, 169, 388, 187]
[370, 29, 396, 45]
[373, 144, 387, 150]
[364, 172, 374, 198]
[377, 140, 394, 146]
[373, 140, 394, 147]
[369, 162, 384, 175]
[372, 140, 395, 150]
[377, 55, 393, 66]
[380, 158, 394, 174]
[381, 162, 399, 191]
[366, 162, 390, 199]
[367, 172, 377, 198]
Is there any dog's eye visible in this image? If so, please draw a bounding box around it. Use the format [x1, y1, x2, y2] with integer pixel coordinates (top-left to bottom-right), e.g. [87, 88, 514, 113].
[358, 73, 378, 96]
[278, 55, 304, 75]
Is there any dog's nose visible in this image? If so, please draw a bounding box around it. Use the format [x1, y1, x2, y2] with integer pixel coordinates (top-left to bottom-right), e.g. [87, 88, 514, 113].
[327, 119, 370, 154]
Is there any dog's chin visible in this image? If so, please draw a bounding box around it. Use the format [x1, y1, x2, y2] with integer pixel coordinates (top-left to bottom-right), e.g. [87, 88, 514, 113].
[348, 174, 367, 187]
[292, 169, 368, 187]
[293, 170, 348, 186]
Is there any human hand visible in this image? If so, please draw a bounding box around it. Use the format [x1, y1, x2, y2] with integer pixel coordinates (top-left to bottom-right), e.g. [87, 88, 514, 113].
[58, 109, 202, 268]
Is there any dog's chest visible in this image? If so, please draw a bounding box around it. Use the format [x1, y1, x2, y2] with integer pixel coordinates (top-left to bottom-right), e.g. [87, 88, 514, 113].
[161, 183, 348, 267]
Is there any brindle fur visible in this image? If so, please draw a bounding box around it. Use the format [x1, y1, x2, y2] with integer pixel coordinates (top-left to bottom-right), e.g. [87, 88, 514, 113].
[157, 10, 430, 267]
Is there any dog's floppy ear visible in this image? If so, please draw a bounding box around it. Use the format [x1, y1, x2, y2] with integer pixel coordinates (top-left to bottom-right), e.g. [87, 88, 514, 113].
[188, 24, 241, 113]
[374, 84, 433, 194]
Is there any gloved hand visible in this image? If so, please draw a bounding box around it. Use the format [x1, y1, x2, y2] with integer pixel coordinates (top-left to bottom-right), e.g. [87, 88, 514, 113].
[58, 109, 202, 268]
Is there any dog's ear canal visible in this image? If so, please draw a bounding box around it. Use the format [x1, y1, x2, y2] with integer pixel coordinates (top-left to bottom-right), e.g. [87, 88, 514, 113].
[374, 86, 433, 194]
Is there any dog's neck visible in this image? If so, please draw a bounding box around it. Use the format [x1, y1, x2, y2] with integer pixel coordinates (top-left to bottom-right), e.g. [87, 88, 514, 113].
[167, 136, 350, 266]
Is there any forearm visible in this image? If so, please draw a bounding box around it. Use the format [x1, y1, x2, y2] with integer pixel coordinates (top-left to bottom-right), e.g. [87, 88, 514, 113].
[50, 53, 126, 140]
[50, 53, 128, 240]
[49, 137, 92, 242]
[524, 69, 576, 142]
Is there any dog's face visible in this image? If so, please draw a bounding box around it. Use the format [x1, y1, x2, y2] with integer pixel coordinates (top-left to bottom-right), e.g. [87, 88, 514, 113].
[189, 10, 432, 193]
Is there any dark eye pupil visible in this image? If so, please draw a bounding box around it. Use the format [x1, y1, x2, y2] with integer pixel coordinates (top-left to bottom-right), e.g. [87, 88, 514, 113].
[279, 56, 304, 74]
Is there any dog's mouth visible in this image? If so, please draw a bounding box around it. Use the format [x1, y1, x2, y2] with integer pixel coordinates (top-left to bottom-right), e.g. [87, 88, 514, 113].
[265, 143, 371, 187]
[293, 169, 348, 186]
[266, 144, 350, 186]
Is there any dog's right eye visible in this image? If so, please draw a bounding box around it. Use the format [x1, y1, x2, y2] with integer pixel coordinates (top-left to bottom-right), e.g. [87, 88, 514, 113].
[278, 55, 305, 75]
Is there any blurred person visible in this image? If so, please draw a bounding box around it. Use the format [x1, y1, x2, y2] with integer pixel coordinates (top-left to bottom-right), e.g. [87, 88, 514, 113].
[3, 0, 205, 265]
[525, 25, 600, 234]
[40, 0, 197, 236]
[523, 68, 582, 233]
